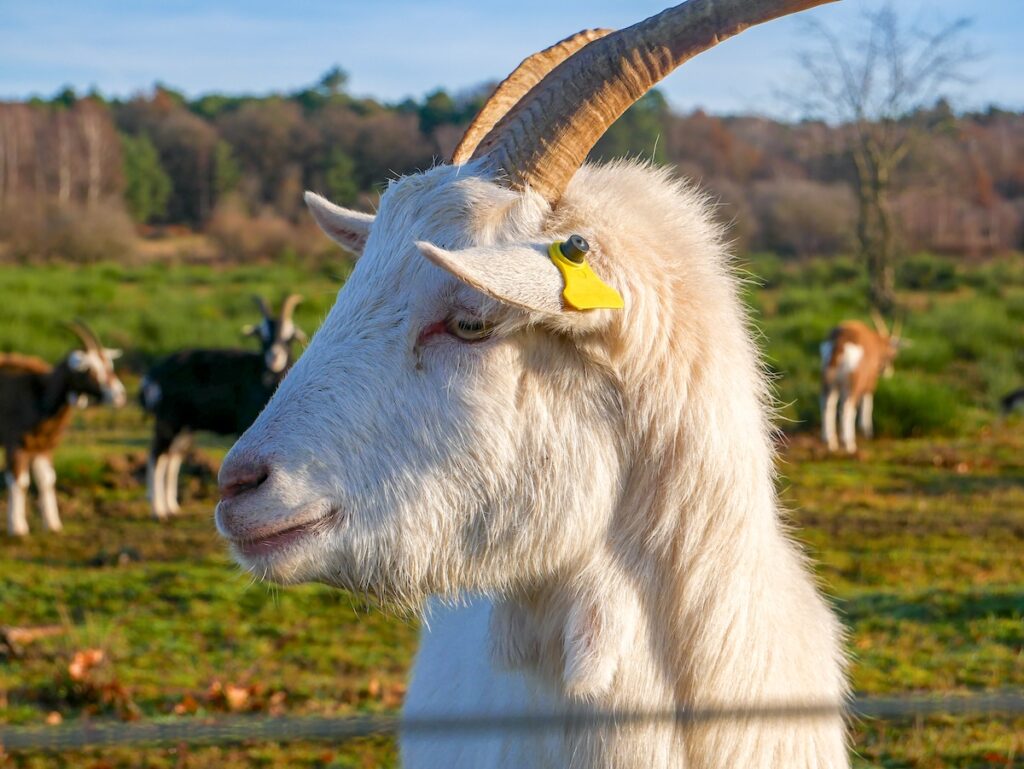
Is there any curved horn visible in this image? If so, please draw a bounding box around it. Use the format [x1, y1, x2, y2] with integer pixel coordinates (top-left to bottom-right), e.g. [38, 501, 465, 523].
[870, 308, 889, 337]
[252, 295, 273, 319]
[67, 319, 102, 352]
[451, 28, 613, 165]
[279, 293, 303, 324]
[891, 314, 904, 342]
[473, 0, 836, 204]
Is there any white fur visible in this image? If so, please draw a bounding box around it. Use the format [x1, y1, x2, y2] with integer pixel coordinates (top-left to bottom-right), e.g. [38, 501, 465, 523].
[218, 161, 849, 768]
[30, 456, 61, 532]
[839, 344, 863, 378]
[417, 241, 566, 315]
[838, 344, 865, 453]
[6, 470, 29, 536]
[858, 392, 874, 439]
[148, 454, 169, 520]
[165, 451, 184, 515]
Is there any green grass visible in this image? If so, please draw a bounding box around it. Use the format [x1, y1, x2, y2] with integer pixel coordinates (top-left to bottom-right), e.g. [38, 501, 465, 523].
[1, 257, 1022, 767]
[746, 253, 1024, 433]
[0, 259, 349, 368]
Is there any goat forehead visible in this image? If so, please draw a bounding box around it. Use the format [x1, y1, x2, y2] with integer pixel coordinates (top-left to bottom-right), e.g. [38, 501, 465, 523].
[329, 186, 481, 318]
[374, 167, 526, 252]
[316, 169, 529, 349]
[321, 255, 434, 344]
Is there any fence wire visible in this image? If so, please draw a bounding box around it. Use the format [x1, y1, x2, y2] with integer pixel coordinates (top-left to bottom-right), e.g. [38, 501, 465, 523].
[2, 692, 1023, 752]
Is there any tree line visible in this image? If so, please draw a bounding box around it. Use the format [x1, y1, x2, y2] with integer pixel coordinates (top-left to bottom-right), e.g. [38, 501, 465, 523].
[0, 67, 1021, 267]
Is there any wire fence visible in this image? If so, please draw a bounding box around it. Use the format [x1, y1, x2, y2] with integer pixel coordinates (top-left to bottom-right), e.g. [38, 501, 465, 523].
[3, 692, 1023, 752]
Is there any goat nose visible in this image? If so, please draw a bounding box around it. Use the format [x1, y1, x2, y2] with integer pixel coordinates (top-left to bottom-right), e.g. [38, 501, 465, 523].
[219, 460, 270, 501]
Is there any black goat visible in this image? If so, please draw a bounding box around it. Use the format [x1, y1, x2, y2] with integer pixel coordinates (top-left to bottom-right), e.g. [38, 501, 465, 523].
[140, 295, 305, 519]
[1, 322, 126, 536]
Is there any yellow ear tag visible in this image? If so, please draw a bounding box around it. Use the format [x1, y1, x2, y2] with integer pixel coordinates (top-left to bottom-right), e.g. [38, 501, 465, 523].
[548, 240, 624, 311]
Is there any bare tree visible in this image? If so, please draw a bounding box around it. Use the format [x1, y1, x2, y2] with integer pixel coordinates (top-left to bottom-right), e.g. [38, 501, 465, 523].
[790, 4, 974, 313]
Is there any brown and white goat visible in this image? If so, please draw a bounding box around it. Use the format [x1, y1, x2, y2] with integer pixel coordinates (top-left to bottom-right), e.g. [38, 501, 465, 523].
[0, 323, 126, 536]
[820, 312, 902, 453]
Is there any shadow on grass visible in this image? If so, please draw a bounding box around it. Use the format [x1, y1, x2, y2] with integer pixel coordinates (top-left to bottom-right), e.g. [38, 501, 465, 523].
[881, 470, 1024, 499]
[838, 586, 1024, 626]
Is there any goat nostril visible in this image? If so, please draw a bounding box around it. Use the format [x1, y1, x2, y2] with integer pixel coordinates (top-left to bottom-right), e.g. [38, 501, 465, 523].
[220, 468, 270, 500]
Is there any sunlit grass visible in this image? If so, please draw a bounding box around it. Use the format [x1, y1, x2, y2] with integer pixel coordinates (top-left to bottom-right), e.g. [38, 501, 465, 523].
[1, 257, 1022, 767]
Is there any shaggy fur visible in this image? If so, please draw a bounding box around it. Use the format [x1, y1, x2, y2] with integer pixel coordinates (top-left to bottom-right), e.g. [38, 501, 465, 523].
[216, 160, 849, 768]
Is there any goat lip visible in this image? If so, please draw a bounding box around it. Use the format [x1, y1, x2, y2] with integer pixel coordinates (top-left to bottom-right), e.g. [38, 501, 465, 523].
[226, 505, 339, 559]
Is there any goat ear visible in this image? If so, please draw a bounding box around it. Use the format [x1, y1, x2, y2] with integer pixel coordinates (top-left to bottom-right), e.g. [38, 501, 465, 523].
[415, 241, 566, 315]
[304, 191, 374, 257]
[105, 348, 122, 360]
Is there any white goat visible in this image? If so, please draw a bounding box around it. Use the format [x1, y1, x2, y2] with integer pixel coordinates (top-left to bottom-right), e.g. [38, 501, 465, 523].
[215, 1, 849, 767]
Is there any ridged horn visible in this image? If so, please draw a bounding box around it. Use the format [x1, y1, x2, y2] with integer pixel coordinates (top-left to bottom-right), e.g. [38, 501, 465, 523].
[891, 314, 904, 342]
[870, 308, 889, 337]
[252, 295, 273, 319]
[67, 319, 102, 352]
[451, 28, 613, 165]
[473, 0, 837, 204]
[279, 293, 303, 324]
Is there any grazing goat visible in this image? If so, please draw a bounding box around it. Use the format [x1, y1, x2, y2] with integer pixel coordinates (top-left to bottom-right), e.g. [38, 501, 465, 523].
[820, 311, 902, 453]
[215, 1, 849, 767]
[1, 322, 126, 536]
[141, 295, 305, 519]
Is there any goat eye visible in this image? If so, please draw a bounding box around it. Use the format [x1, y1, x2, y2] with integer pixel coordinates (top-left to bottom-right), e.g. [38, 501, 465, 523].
[446, 317, 493, 342]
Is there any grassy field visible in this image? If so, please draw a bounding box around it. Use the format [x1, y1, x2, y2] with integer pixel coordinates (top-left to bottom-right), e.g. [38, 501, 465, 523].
[1, 256, 1022, 767]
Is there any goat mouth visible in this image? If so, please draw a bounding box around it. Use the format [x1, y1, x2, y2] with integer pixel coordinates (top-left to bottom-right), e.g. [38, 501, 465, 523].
[231, 509, 339, 560]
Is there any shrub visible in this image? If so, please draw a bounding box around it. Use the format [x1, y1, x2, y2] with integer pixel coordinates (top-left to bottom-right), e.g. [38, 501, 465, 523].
[1, 202, 136, 264]
[207, 198, 294, 261]
[927, 299, 1020, 363]
[896, 335, 954, 374]
[42, 204, 137, 263]
[873, 376, 962, 438]
[897, 253, 959, 292]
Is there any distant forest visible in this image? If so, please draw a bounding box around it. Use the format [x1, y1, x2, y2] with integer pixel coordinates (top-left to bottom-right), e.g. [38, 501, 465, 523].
[0, 67, 1021, 262]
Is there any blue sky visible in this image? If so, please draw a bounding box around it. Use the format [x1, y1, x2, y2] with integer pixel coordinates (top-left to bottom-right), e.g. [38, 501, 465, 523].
[1, 0, 1022, 115]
